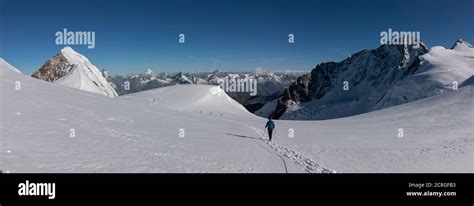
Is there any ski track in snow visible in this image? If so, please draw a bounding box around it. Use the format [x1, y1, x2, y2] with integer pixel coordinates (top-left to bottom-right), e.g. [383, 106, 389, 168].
[150, 100, 335, 173]
[182, 109, 335, 173]
[247, 125, 335, 173]
[201, 113, 335, 173]
[243, 134, 289, 173]
[223, 118, 336, 173]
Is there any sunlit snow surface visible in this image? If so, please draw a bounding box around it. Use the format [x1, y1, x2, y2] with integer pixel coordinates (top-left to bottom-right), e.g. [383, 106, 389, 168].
[0, 60, 472, 173]
[33, 47, 119, 97]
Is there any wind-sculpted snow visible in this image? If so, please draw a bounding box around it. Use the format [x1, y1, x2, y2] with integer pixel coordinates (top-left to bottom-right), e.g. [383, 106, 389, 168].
[1, 59, 472, 173]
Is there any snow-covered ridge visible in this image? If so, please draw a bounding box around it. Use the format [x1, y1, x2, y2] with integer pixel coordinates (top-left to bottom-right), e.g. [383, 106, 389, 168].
[377, 40, 474, 109]
[124, 84, 252, 116]
[271, 40, 474, 120]
[451, 39, 473, 51]
[31, 47, 118, 97]
[0, 58, 22, 74]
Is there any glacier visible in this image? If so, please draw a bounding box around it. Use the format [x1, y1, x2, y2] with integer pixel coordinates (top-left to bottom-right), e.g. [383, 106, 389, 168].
[1, 59, 472, 173]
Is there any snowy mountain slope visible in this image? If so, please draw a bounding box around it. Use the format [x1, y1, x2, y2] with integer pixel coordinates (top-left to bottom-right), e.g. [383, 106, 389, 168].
[31, 47, 118, 97]
[273, 43, 429, 120]
[274, 85, 474, 172]
[377, 40, 474, 109]
[1, 62, 304, 172]
[1, 60, 472, 173]
[0, 58, 22, 74]
[273, 40, 474, 120]
[171, 71, 193, 84]
[254, 99, 278, 117]
[124, 85, 253, 117]
[451, 39, 473, 51]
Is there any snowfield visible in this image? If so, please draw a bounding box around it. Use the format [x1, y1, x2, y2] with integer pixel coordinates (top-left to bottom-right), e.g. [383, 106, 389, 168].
[0, 60, 473, 173]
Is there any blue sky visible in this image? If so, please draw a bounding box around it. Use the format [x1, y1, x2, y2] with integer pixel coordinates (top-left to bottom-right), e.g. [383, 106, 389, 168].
[1, 0, 473, 74]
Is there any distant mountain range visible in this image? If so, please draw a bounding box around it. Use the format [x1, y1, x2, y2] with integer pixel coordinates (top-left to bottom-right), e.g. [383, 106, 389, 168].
[106, 67, 303, 113]
[29, 47, 302, 114]
[27, 39, 474, 120]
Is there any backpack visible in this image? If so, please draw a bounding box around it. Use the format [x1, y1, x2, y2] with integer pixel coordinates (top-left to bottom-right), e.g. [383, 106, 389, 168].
[267, 120, 275, 129]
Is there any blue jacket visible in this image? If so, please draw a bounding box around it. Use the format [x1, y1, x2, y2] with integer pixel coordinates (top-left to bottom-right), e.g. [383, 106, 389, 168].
[265, 119, 275, 129]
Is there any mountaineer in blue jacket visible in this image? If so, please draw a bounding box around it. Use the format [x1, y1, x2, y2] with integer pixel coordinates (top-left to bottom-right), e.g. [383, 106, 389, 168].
[265, 117, 275, 141]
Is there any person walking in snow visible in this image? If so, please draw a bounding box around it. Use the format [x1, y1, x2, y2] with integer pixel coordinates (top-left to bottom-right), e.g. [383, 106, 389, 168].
[265, 117, 275, 141]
